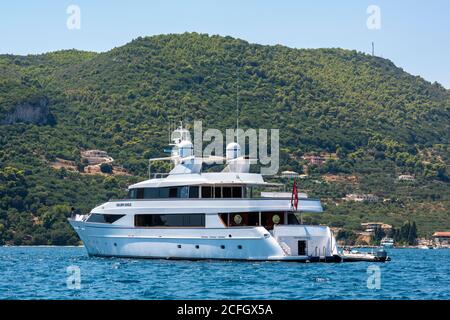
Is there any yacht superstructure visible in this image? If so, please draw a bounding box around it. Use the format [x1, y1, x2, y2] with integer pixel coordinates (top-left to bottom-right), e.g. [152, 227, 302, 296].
[69, 125, 343, 262]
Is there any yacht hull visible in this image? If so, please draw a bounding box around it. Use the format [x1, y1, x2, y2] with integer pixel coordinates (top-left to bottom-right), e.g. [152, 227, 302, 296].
[69, 220, 340, 262]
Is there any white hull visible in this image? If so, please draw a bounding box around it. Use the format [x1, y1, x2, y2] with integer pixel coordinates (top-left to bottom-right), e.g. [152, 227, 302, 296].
[69, 220, 340, 261]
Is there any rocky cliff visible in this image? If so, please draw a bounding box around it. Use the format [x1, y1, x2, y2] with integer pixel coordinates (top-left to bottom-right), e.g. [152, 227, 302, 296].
[1, 96, 50, 125]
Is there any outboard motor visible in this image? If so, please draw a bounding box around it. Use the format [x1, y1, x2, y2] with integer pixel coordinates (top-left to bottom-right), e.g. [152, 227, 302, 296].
[375, 249, 389, 261]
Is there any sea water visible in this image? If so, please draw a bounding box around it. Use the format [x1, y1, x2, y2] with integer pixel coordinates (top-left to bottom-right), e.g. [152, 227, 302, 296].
[0, 247, 448, 300]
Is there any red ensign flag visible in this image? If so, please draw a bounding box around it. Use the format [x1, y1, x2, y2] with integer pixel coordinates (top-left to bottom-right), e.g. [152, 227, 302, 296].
[291, 178, 298, 211]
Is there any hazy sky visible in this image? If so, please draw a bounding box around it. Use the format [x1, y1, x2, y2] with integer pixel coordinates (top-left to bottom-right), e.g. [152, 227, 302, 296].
[1, 0, 449, 88]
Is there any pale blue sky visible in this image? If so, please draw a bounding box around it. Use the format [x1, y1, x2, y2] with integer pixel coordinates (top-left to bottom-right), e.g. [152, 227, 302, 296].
[1, 0, 449, 88]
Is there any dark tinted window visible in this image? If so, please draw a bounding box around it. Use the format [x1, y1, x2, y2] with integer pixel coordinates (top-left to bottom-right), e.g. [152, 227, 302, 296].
[261, 212, 285, 230]
[232, 187, 242, 198]
[222, 187, 232, 198]
[135, 214, 205, 227]
[288, 213, 300, 225]
[201, 186, 213, 198]
[136, 188, 144, 199]
[219, 212, 259, 226]
[129, 186, 244, 199]
[129, 187, 190, 199]
[169, 187, 178, 198]
[144, 188, 158, 198]
[158, 187, 169, 198]
[214, 187, 222, 198]
[189, 186, 199, 198]
[87, 214, 125, 224]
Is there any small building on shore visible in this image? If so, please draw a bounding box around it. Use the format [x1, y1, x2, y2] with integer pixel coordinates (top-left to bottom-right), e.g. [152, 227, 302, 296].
[302, 155, 325, 166]
[398, 174, 415, 181]
[81, 149, 114, 165]
[361, 222, 392, 234]
[432, 232, 450, 246]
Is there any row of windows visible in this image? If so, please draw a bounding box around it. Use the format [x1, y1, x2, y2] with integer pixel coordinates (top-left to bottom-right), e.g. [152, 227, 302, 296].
[87, 213, 206, 227]
[134, 214, 205, 227]
[128, 186, 244, 199]
[86, 212, 298, 229]
[219, 212, 299, 230]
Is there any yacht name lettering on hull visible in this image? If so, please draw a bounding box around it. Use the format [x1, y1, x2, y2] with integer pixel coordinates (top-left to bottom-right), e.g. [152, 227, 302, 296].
[116, 203, 132, 207]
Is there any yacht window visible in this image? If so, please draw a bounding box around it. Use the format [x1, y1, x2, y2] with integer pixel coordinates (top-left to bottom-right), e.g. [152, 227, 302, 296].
[125, 186, 263, 200]
[222, 187, 232, 198]
[128, 189, 137, 199]
[87, 214, 125, 224]
[214, 186, 222, 198]
[219, 212, 260, 227]
[288, 213, 300, 225]
[232, 187, 242, 198]
[248, 213, 259, 226]
[189, 186, 199, 198]
[179, 186, 189, 198]
[129, 187, 190, 199]
[261, 212, 285, 230]
[201, 186, 213, 198]
[158, 187, 170, 198]
[219, 213, 228, 226]
[144, 188, 158, 199]
[135, 214, 205, 227]
[169, 187, 178, 198]
[247, 187, 253, 198]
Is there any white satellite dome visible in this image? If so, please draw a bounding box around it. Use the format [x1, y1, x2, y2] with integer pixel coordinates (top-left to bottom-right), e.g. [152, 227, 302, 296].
[171, 127, 191, 144]
[178, 140, 194, 158]
[226, 142, 241, 160]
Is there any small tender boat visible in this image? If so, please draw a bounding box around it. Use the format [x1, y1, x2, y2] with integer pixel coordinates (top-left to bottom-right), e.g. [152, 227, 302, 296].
[341, 248, 391, 262]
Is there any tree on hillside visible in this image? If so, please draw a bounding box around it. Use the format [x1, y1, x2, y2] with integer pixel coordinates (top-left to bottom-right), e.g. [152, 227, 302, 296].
[408, 221, 418, 245]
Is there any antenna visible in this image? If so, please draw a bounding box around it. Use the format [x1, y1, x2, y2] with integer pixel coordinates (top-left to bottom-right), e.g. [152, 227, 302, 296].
[179, 103, 182, 126]
[168, 122, 171, 144]
[236, 68, 239, 142]
[372, 42, 375, 56]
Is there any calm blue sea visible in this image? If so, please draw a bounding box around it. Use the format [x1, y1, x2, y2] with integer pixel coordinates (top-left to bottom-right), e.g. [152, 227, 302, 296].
[0, 247, 448, 300]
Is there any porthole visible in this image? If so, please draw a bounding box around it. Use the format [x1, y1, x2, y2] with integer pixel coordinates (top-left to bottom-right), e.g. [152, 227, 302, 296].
[220, 245, 225, 249]
[195, 245, 200, 249]
[113, 243, 117, 247]
[237, 245, 243, 250]
[233, 214, 242, 225]
[177, 244, 182, 249]
[272, 214, 280, 224]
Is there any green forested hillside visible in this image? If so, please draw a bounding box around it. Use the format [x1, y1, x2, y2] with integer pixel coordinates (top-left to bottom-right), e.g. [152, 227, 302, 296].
[0, 33, 449, 245]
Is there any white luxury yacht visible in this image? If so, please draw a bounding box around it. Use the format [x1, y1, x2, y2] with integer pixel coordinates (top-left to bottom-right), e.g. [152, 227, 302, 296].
[69, 125, 343, 262]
